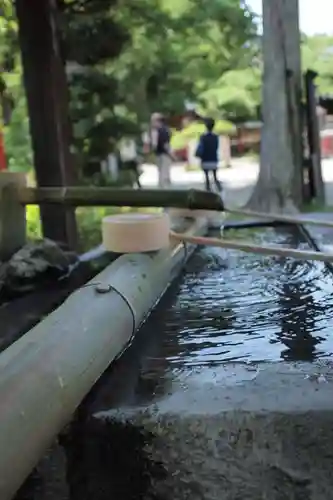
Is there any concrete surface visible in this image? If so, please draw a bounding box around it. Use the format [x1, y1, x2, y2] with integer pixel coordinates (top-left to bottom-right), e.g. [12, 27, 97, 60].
[17, 361, 333, 500]
[83, 362, 333, 500]
[140, 158, 333, 209]
[141, 160, 257, 209]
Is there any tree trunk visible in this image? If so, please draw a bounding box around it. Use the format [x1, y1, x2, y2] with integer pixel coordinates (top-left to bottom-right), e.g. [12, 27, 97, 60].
[283, 0, 303, 205]
[246, 0, 302, 213]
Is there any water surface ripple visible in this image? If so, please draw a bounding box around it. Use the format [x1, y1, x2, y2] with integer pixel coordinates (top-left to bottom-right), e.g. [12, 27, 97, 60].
[140, 226, 333, 366]
[14, 226, 333, 500]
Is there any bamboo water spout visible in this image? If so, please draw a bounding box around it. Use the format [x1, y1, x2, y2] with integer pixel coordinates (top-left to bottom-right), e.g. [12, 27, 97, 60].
[18, 187, 225, 212]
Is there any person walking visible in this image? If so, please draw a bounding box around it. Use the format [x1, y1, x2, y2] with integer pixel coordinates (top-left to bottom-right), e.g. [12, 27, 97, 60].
[196, 118, 222, 192]
[150, 113, 174, 188]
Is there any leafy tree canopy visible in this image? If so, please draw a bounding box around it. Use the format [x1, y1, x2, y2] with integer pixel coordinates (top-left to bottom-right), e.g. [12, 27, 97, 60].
[3, 0, 333, 175]
[301, 34, 333, 95]
[0, 0, 258, 172]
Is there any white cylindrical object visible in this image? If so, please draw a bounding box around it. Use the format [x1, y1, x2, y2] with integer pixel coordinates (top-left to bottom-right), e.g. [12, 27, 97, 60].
[102, 212, 170, 253]
[0, 217, 207, 500]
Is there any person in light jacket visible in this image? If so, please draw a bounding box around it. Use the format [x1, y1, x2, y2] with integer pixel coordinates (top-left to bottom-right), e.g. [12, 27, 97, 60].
[150, 113, 174, 188]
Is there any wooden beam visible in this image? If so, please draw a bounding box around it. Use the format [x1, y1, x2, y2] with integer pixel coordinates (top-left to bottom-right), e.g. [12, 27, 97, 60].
[15, 0, 78, 249]
[18, 187, 225, 211]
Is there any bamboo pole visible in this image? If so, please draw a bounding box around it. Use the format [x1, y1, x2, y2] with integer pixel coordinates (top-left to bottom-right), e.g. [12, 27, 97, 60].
[16, 185, 333, 229]
[170, 231, 333, 264]
[18, 187, 225, 212]
[227, 207, 333, 229]
[0, 219, 208, 500]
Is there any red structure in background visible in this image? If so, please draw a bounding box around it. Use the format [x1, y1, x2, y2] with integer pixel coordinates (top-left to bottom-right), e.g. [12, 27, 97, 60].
[321, 131, 333, 158]
[0, 131, 7, 171]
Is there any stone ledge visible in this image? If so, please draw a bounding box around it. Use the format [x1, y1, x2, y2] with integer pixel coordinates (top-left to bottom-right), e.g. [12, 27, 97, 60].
[73, 362, 333, 500]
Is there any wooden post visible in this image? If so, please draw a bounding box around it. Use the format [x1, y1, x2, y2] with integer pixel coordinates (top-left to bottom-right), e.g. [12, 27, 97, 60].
[15, 0, 78, 250]
[304, 70, 325, 204]
[282, 0, 304, 205]
[0, 173, 26, 260]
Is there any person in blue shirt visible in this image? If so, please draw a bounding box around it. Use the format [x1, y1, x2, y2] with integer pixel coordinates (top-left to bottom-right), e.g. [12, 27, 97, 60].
[196, 118, 222, 192]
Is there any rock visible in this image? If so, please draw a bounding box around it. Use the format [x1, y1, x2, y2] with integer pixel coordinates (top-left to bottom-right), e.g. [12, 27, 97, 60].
[60, 363, 333, 500]
[61, 409, 333, 500]
[0, 239, 78, 297]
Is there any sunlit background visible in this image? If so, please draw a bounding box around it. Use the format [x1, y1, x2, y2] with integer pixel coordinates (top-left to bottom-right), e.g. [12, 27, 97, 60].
[247, 0, 333, 35]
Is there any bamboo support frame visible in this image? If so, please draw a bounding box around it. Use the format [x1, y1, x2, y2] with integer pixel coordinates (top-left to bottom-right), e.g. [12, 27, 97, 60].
[170, 231, 333, 264]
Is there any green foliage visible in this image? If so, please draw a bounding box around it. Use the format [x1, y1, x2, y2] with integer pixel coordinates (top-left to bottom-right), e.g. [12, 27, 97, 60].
[199, 68, 262, 121]
[26, 203, 161, 251]
[2, 72, 33, 171]
[76, 206, 117, 250]
[26, 203, 118, 250]
[171, 119, 236, 149]
[183, 120, 235, 137]
[0, 0, 258, 177]
[4, 0, 333, 249]
[115, 0, 257, 116]
[301, 34, 333, 94]
[64, 0, 257, 172]
[26, 205, 42, 240]
[4, 0, 333, 187]
[0, 0, 33, 171]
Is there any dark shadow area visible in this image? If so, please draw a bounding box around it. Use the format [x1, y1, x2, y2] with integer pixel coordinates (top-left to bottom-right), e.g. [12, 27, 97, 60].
[276, 279, 324, 361]
[61, 418, 167, 500]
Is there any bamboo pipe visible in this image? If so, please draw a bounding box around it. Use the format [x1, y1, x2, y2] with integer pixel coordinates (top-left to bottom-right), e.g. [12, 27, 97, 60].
[18, 187, 225, 212]
[170, 231, 333, 264]
[16, 185, 333, 229]
[0, 219, 208, 500]
[226, 207, 333, 229]
[16, 184, 333, 229]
